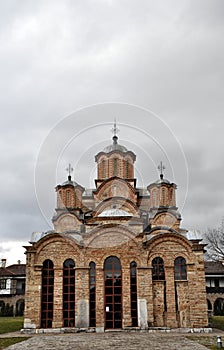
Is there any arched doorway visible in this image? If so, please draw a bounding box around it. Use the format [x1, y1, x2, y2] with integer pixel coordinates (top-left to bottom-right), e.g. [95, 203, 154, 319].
[207, 299, 212, 316]
[104, 256, 122, 329]
[214, 298, 224, 316]
[16, 299, 24, 316]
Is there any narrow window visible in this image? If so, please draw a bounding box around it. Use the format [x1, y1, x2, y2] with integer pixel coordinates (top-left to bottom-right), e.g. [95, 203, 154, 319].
[161, 188, 166, 206]
[41, 259, 54, 328]
[152, 257, 165, 281]
[104, 256, 122, 329]
[174, 257, 187, 280]
[130, 262, 138, 327]
[126, 160, 129, 178]
[57, 190, 62, 208]
[152, 189, 157, 207]
[102, 159, 106, 179]
[170, 188, 174, 206]
[89, 262, 96, 327]
[63, 259, 75, 327]
[114, 158, 118, 176]
[66, 190, 71, 207]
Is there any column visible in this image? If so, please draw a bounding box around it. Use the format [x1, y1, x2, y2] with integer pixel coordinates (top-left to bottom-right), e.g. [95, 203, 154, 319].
[165, 265, 178, 328]
[95, 267, 104, 332]
[75, 267, 89, 328]
[122, 266, 132, 328]
[52, 267, 63, 328]
[137, 266, 151, 329]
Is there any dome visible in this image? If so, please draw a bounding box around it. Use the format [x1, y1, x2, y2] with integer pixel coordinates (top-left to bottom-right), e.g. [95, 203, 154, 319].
[103, 135, 128, 154]
[103, 143, 128, 153]
[61, 179, 79, 187]
[155, 177, 171, 185]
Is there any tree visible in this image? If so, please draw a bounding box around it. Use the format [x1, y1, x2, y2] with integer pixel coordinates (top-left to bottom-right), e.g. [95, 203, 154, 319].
[204, 219, 224, 261]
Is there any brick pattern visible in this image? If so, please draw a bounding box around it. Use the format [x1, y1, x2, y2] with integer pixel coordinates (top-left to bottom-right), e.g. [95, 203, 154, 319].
[24, 232, 208, 330]
[24, 144, 208, 331]
[97, 153, 134, 180]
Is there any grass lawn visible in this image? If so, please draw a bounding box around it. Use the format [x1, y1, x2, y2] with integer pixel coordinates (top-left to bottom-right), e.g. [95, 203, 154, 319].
[0, 337, 30, 350]
[0, 317, 29, 349]
[186, 316, 224, 350]
[210, 316, 224, 331]
[0, 317, 23, 334]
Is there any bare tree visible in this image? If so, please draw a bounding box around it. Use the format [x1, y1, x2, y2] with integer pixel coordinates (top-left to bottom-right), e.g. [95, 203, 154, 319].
[204, 219, 224, 261]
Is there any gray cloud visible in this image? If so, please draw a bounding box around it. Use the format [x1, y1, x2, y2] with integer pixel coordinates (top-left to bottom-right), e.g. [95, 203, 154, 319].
[0, 0, 223, 262]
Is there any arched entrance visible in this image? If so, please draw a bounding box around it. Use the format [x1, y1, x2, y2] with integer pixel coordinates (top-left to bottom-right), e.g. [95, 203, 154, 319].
[16, 299, 24, 316]
[207, 299, 212, 314]
[214, 298, 224, 316]
[104, 256, 122, 329]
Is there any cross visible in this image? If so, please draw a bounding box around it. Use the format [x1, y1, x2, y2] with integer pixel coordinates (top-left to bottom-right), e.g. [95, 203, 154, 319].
[158, 161, 165, 179]
[111, 119, 119, 137]
[66, 163, 73, 177]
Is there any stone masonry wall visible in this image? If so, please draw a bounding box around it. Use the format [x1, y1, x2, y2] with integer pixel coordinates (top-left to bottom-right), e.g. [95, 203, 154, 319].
[24, 232, 208, 330]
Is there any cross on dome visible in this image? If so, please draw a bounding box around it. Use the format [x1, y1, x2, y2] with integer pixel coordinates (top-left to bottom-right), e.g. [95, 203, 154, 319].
[158, 161, 165, 179]
[66, 163, 73, 181]
[111, 119, 120, 137]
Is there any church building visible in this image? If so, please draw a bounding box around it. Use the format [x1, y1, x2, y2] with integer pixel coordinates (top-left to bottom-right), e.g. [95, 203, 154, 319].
[24, 125, 208, 332]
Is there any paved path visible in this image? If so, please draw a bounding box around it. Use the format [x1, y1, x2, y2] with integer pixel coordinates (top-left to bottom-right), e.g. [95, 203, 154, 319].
[5, 332, 210, 350]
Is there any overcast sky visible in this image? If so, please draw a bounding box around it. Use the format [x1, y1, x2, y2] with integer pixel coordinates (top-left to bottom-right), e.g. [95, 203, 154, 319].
[0, 0, 224, 265]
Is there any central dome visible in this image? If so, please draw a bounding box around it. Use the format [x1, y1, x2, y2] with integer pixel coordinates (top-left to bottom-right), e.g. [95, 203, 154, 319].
[103, 135, 128, 153]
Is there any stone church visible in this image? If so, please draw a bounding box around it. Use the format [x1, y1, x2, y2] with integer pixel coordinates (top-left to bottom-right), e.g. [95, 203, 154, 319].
[24, 126, 208, 332]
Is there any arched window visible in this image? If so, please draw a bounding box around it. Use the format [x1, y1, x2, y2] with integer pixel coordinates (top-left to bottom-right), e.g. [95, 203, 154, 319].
[152, 257, 165, 281]
[169, 188, 174, 206]
[41, 259, 54, 328]
[152, 189, 157, 207]
[89, 262, 96, 327]
[63, 259, 75, 327]
[57, 190, 62, 208]
[104, 256, 122, 329]
[102, 159, 106, 179]
[126, 160, 129, 178]
[66, 190, 71, 207]
[113, 158, 118, 176]
[130, 261, 138, 327]
[160, 188, 166, 206]
[174, 257, 187, 280]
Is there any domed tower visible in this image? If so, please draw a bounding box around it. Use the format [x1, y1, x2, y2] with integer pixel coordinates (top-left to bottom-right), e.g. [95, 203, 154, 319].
[95, 122, 136, 188]
[55, 164, 84, 210]
[147, 162, 182, 232]
[52, 164, 85, 233]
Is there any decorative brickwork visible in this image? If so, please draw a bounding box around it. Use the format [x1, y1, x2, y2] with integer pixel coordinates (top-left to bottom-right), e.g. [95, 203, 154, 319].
[24, 132, 208, 331]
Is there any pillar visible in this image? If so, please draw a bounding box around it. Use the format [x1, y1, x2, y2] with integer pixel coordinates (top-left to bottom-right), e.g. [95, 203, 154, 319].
[95, 267, 104, 332]
[165, 265, 178, 328]
[75, 267, 89, 328]
[52, 267, 63, 328]
[137, 266, 151, 329]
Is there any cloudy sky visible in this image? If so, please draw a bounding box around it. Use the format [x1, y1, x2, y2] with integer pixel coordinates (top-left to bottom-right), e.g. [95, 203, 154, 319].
[0, 0, 224, 265]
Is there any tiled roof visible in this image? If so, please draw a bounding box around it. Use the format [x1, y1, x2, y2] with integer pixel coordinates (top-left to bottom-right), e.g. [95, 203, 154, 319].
[204, 261, 224, 274]
[0, 264, 26, 277]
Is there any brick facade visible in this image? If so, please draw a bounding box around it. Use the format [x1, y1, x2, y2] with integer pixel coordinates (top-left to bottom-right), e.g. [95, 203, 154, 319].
[24, 133, 208, 331]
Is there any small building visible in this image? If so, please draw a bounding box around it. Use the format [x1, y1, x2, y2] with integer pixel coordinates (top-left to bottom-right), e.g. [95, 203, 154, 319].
[205, 260, 224, 316]
[0, 259, 26, 316]
[23, 126, 208, 331]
